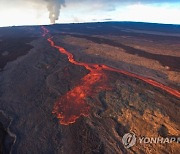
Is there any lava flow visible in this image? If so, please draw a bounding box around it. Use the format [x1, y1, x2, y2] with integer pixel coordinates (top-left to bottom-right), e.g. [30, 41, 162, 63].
[41, 26, 180, 125]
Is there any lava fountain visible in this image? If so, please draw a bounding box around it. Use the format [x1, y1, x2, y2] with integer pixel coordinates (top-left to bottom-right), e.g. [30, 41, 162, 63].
[41, 26, 180, 125]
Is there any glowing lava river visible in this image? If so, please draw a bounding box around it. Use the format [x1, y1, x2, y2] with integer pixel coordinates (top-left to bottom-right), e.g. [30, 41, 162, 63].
[41, 26, 180, 125]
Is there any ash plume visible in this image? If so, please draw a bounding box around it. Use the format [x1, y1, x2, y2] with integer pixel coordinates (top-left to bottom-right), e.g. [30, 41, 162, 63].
[46, 0, 65, 24]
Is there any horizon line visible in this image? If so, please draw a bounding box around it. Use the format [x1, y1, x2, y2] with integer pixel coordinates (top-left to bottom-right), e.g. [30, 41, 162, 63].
[0, 20, 180, 28]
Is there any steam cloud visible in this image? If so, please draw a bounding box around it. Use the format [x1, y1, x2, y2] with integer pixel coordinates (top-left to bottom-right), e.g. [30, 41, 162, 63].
[2, 0, 178, 24]
[46, 0, 65, 24]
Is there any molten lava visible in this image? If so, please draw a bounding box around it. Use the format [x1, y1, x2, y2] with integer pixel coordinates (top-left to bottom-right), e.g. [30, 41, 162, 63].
[41, 26, 49, 37]
[41, 26, 180, 125]
[52, 71, 110, 125]
[47, 35, 111, 125]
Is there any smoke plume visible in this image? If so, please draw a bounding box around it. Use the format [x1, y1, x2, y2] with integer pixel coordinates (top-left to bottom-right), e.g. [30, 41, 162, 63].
[46, 0, 65, 24]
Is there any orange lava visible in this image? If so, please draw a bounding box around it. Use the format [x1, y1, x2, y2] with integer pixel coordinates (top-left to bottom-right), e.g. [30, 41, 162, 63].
[52, 71, 110, 125]
[41, 26, 49, 37]
[41, 26, 180, 125]
[101, 65, 180, 98]
[47, 36, 111, 125]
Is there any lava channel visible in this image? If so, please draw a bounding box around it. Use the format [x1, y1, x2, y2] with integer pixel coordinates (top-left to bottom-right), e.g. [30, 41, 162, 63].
[41, 26, 180, 125]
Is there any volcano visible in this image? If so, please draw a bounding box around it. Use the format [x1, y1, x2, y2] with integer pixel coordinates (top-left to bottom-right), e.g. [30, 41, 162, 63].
[0, 22, 180, 153]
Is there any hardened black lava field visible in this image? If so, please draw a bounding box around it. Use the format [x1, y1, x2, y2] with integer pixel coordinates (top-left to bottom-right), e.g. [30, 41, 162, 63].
[0, 22, 180, 154]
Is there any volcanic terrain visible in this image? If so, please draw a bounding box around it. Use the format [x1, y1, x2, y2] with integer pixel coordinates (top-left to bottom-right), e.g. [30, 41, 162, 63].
[0, 22, 180, 154]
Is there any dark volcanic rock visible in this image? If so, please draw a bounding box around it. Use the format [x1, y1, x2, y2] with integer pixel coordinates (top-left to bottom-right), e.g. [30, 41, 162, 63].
[0, 23, 179, 154]
[0, 37, 36, 70]
[0, 122, 5, 153]
[0, 112, 15, 154]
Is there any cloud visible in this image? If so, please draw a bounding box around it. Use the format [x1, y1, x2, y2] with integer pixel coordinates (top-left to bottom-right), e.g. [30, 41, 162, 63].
[0, 0, 65, 23]
[66, 0, 179, 4]
[0, 0, 179, 24]
[46, 0, 65, 23]
[103, 18, 113, 21]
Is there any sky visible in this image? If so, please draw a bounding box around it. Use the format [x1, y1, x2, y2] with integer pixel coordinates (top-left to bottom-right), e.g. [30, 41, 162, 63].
[0, 0, 180, 27]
